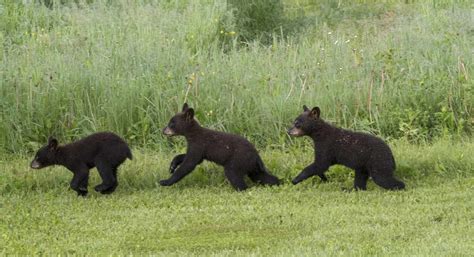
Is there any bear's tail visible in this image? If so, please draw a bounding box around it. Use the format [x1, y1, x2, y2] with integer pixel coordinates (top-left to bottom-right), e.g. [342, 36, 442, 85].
[256, 156, 280, 186]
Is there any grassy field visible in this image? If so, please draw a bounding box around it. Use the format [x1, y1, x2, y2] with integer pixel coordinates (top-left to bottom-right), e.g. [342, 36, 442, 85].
[1, 140, 474, 255]
[1, 0, 473, 255]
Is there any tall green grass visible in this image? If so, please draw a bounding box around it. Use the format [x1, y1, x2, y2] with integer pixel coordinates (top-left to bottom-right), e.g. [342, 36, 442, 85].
[1, 0, 472, 153]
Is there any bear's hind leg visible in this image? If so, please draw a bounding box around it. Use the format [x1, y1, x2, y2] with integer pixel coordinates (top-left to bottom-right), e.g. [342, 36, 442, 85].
[95, 161, 118, 194]
[102, 166, 119, 194]
[354, 169, 369, 190]
[224, 168, 248, 191]
[250, 156, 280, 186]
[259, 172, 280, 186]
[249, 171, 280, 186]
[368, 160, 405, 190]
[367, 150, 404, 190]
[372, 176, 405, 190]
[112, 166, 119, 181]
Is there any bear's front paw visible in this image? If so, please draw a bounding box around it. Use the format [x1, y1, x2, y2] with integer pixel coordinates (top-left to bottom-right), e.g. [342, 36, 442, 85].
[159, 179, 173, 186]
[291, 179, 300, 185]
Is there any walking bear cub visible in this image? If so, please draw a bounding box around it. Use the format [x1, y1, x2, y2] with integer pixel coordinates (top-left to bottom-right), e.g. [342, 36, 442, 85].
[30, 132, 132, 196]
[288, 105, 405, 190]
[160, 103, 280, 191]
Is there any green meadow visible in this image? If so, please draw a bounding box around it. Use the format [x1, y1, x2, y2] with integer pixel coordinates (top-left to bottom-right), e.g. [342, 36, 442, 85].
[0, 0, 472, 255]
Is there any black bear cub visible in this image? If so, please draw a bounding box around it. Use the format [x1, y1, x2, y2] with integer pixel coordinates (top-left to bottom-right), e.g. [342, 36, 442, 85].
[161, 103, 280, 191]
[30, 132, 132, 196]
[288, 105, 405, 190]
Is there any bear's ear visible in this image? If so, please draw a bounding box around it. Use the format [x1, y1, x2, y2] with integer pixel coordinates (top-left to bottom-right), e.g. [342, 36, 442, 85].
[182, 103, 189, 112]
[48, 137, 58, 149]
[309, 107, 321, 118]
[303, 105, 309, 112]
[184, 108, 194, 121]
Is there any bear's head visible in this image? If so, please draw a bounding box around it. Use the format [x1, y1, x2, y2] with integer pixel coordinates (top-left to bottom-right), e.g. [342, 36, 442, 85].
[287, 105, 322, 137]
[31, 137, 59, 169]
[163, 103, 197, 136]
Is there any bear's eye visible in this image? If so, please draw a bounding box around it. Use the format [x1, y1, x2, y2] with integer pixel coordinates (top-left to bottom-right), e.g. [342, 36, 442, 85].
[294, 121, 301, 128]
[169, 119, 176, 128]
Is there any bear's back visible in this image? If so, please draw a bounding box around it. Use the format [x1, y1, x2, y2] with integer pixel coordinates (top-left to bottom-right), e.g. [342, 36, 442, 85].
[64, 132, 131, 165]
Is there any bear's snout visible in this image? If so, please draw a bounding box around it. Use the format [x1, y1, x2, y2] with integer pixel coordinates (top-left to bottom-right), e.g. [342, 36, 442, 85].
[30, 159, 41, 169]
[287, 127, 303, 137]
[162, 126, 176, 136]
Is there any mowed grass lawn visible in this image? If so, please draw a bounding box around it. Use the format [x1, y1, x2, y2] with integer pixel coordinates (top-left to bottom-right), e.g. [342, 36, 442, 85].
[1, 140, 473, 255]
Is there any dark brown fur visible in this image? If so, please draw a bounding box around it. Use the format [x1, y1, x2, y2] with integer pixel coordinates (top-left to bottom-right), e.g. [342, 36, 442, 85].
[160, 103, 280, 191]
[30, 132, 132, 196]
[288, 105, 405, 190]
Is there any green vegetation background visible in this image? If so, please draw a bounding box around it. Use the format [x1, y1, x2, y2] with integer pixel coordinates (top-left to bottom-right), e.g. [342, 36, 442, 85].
[0, 0, 473, 255]
[1, 0, 472, 152]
